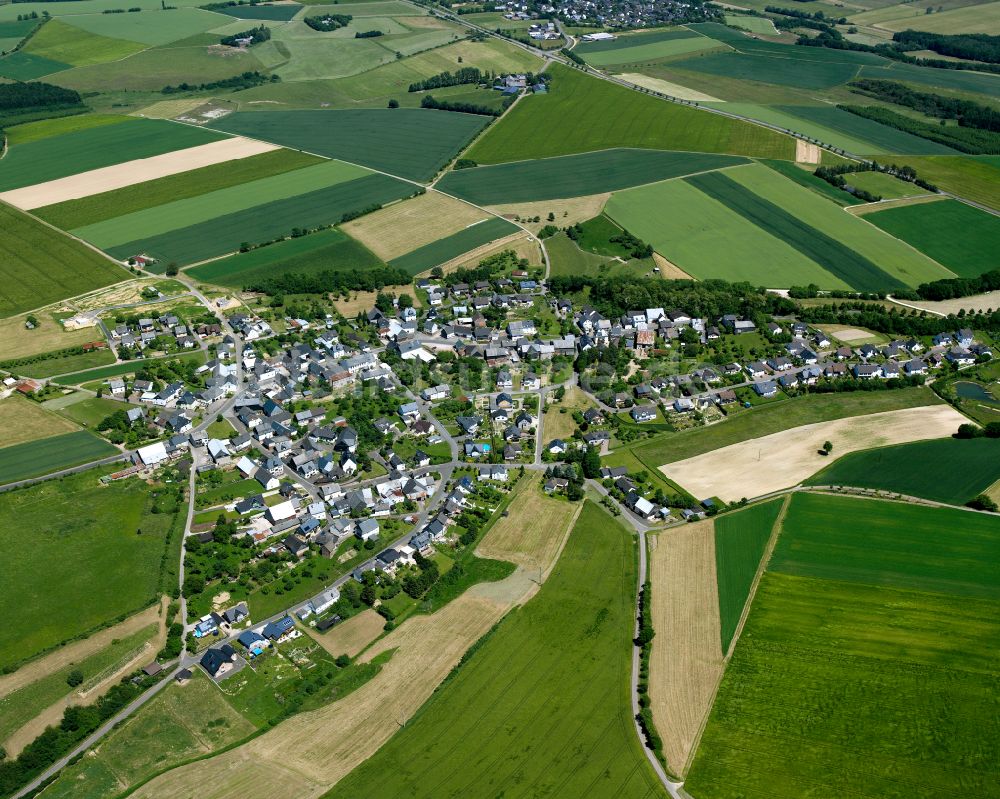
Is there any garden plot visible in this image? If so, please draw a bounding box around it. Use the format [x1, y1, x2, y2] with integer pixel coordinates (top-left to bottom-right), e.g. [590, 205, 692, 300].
[660, 404, 968, 501]
[0, 137, 278, 210]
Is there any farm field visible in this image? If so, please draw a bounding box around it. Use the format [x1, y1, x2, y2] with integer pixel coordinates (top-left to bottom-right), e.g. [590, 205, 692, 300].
[864, 198, 1000, 278]
[341, 190, 488, 261]
[325, 501, 664, 799]
[17, 348, 115, 379]
[56, 351, 207, 384]
[686, 492, 1000, 799]
[903, 155, 1000, 212]
[647, 520, 725, 776]
[21, 18, 145, 66]
[388, 217, 520, 275]
[0, 117, 228, 192]
[704, 103, 881, 155]
[3, 113, 126, 146]
[846, 169, 928, 198]
[0, 311, 101, 361]
[0, 204, 126, 318]
[208, 108, 490, 182]
[725, 13, 776, 33]
[714, 498, 784, 653]
[574, 27, 720, 66]
[628, 387, 942, 469]
[0, 430, 118, 485]
[59, 7, 223, 46]
[0, 467, 176, 668]
[0, 0, 210, 18]
[805, 437, 1000, 504]
[35, 148, 322, 230]
[0, 51, 69, 80]
[217, 2, 301, 19]
[311, 609, 384, 659]
[614, 72, 722, 101]
[668, 50, 859, 91]
[104, 173, 413, 266]
[0, 396, 79, 448]
[465, 63, 796, 164]
[437, 148, 748, 205]
[760, 159, 862, 205]
[53, 396, 136, 428]
[660, 404, 967, 502]
[876, 0, 1000, 33]
[187, 228, 385, 288]
[38, 671, 258, 799]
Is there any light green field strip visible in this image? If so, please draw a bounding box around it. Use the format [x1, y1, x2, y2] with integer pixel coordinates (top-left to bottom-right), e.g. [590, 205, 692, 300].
[21, 18, 146, 65]
[876, 0, 1000, 33]
[579, 32, 719, 66]
[0, 0, 208, 20]
[605, 178, 849, 288]
[703, 102, 878, 154]
[60, 7, 227, 46]
[74, 160, 368, 248]
[0, 36, 22, 51]
[724, 163, 956, 285]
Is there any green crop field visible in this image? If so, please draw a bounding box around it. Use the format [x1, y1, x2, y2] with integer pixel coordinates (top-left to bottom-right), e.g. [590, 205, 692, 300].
[605, 177, 850, 288]
[19, 348, 116, 379]
[0, 204, 126, 318]
[845, 170, 927, 199]
[777, 104, 957, 155]
[22, 18, 146, 66]
[325, 501, 664, 798]
[722, 163, 953, 285]
[389, 216, 519, 274]
[437, 148, 748, 204]
[714, 498, 784, 653]
[574, 27, 719, 66]
[54, 396, 136, 428]
[859, 60, 1000, 100]
[74, 159, 368, 248]
[0, 430, 118, 486]
[59, 7, 224, 46]
[36, 148, 321, 230]
[687, 170, 908, 292]
[208, 108, 491, 182]
[188, 227, 385, 286]
[725, 13, 776, 33]
[0, 0, 220, 20]
[271, 27, 400, 82]
[217, 2, 301, 19]
[904, 155, 1000, 212]
[105, 173, 413, 266]
[687, 492, 1000, 799]
[628, 387, 941, 468]
[668, 51, 859, 90]
[0, 117, 228, 191]
[864, 199, 1000, 278]
[0, 50, 70, 79]
[466, 63, 795, 164]
[805, 437, 1000, 504]
[760, 159, 862, 205]
[3, 112, 128, 145]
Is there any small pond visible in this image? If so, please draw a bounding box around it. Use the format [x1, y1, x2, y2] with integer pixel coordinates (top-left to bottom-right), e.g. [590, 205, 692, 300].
[955, 381, 1000, 403]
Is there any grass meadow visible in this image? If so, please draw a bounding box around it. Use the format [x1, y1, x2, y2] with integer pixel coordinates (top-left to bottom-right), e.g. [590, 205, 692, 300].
[324, 501, 665, 798]
[686, 492, 1000, 799]
[188, 228, 384, 287]
[903, 155, 1000, 212]
[0, 467, 179, 667]
[0, 204, 126, 318]
[805, 437, 1000, 503]
[713, 498, 783, 653]
[0, 396, 79, 448]
[21, 18, 146, 66]
[36, 149, 322, 230]
[208, 108, 491, 182]
[760, 159, 862, 205]
[574, 27, 719, 66]
[777, 104, 956, 155]
[0, 51, 69, 80]
[437, 148, 747, 205]
[56, 350, 207, 384]
[389, 217, 518, 274]
[465, 63, 795, 164]
[0, 430, 118, 484]
[864, 198, 1000, 278]
[3, 112, 127, 145]
[17, 349, 116, 379]
[58, 7, 223, 46]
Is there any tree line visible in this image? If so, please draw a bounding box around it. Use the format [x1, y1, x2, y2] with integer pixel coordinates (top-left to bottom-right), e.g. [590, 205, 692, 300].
[409, 66, 484, 92]
[0, 81, 80, 111]
[838, 104, 1000, 154]
[245, 264, 412, 296]
[798, 301, 1000, 337]
[914, 269, 1000, 302]
[893, 29, 1000, 65]
[162, 70, 277, 94]
[220, 24, 270, 47]
[303, 13, 351, 31]
[849, 79, 1000, 133]
[420, 94, 504, 116]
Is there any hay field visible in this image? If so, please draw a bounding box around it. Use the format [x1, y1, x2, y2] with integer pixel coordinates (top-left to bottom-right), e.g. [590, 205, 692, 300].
[476, 472, 582, 578]
[0, 311, 98, 360]
[489, 193, 610, 234]
[421, 231, 540, 276]
[647, 523, 724, 776]
[131, 591, 515, 799]
[541, 385, 591, 440]
[661, 404, 968, 501]
[309, 609, 384, 659]
[0, 396, 79, 448]
[341, 191, 487, 260]
[0, 137, 279, 210]
[615, 72, 722, 101]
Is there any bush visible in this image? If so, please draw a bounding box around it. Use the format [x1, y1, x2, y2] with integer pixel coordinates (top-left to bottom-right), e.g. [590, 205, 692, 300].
[66, 669, 83, 687]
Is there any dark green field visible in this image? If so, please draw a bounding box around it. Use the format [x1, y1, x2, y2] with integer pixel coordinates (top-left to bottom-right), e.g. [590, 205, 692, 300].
[0, 118, 228, 191]
[714, 498, 783, 653]
[777, 105, 957, 155]
[0, 204, 126, 318]
[58, 351, 206, 385]
[216, 2, 301, 19]
[805, 437, 1000, 503]
[686, 171, 906, 292]
[760, 159, 861, 204]
[574, 27, 702, 54]
[107, 173, 413, 267]
[0, 50, 69, 80]
[208, 108, 491, 182]
[389, 217, 519, 274]
[864, 199, 1000, 279]
[0, 430, 118, 485]
[687, 492, 1000, 799]
[324, 501, 664, 798]
[668, 51, 858, 90]
[188, 227, 385, 286]
[437, 148, 747, 204]
[35, 148, 323, 230]
[465, 63, 795, 164]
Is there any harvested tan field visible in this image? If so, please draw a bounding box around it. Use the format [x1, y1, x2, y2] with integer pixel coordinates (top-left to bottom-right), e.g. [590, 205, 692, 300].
[5, 601, 166, 758]
[648, 522, 724, 776]
[0, 313, 100, 361]
[895, 289, 1000, 316]
[615, 73, 722, 102]
[653, 252, 693, 280]
[430, 232, 541, 277]
[2, 137, 279, 210]
[133, 99, 207, 119]
[488, 193, 611, 234]
[132, 591, 517, 799]
[342, 192, 488, 260]
[661, 404, 969, 502]
[795, 140, 821, 165]
[476, 473, 582, 579]
[0, 396, 79, 448]
[309, 609, 384, 659]
[815, 324, 885, 344]
[69, 279, 183, 312]
[848, 195, 943, 215]
[0, 601, 163, 701]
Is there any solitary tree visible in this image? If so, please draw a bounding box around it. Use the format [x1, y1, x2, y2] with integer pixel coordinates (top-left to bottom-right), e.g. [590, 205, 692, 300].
[165, 262, 179, 276]
[66, 669, 84, 687]
[822, 440, 833, 455]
